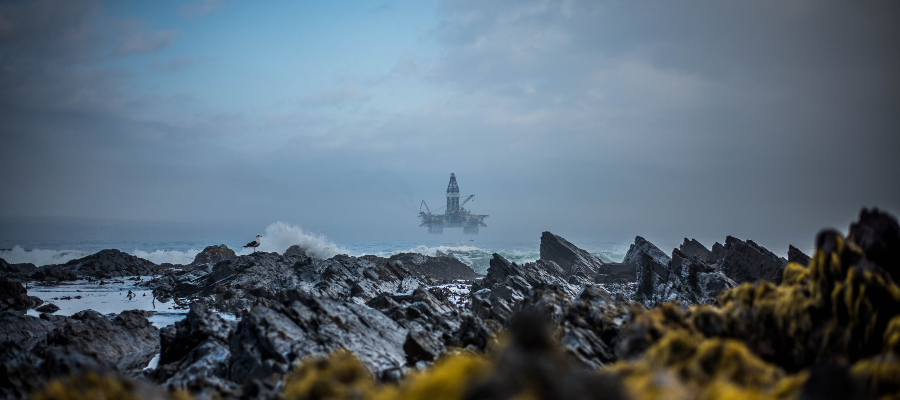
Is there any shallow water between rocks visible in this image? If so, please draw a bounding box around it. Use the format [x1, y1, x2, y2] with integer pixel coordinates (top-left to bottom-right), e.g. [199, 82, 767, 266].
[23, 277, 238, 328]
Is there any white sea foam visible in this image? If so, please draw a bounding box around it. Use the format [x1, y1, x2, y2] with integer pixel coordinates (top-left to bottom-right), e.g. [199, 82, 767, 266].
[0, 246, 91, 267]
[238, 221, 347, 259]
[132, 249, 201, 265]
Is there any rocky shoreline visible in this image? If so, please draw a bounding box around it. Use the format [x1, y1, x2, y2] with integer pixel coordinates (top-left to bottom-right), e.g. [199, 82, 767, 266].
[2, 208, 898, 399]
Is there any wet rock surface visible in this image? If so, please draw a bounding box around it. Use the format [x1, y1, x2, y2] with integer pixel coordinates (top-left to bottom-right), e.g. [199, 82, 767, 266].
[678, 238, 711, 260]
[471, 254, 580, 323]
[190, 244, 237, 266]
[0, 309, 160, 398]
[539, 231, 609, 281]
[361, 252, 480, 281]
[147, 291, 410, 399]
[148, 251, 476, 314]
[635, 249, 736, 307]
[0, 258, 37, 281]
[35, 302, 59, 313]
[716, 235, 788, 284]
[0, 277, 43, 311]
[623, 236, 671, 268]
[32, 249, 160, 281]
[788, 244, 811, 266]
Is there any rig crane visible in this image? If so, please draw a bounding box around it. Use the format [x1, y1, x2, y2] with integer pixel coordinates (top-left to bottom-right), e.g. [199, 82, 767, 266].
[417, 174, 489, 234]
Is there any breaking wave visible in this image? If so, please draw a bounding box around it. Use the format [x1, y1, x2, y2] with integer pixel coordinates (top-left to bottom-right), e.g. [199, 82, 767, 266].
[240, 221, 347, 260]
[0, 246, 91, 267]
[131, 249, 201, 265]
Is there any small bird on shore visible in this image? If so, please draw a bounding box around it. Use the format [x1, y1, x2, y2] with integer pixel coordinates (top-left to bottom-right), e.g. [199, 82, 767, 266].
[244, 235, 262, 253]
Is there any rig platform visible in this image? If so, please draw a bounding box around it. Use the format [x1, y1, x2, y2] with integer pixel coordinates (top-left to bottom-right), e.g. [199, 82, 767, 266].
[418, 173, 488, 234]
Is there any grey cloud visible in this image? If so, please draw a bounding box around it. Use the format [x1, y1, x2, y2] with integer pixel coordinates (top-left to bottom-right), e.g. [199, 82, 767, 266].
[112, 28, 179, 56]
[0, 0, 107, 64]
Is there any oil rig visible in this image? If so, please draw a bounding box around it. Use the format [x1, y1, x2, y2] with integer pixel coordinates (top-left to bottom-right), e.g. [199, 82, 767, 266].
[418, 173, 488, 234]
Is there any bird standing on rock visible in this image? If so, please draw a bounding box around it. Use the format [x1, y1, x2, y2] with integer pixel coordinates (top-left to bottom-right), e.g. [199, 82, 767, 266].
[244, 235, 262, 252]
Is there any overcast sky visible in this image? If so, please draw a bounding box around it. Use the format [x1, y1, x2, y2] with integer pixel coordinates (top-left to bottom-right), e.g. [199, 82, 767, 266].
[0, 0, 898, 251]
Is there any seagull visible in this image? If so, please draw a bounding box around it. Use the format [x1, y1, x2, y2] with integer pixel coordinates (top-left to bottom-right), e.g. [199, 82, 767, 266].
[243, 235, 262, 253]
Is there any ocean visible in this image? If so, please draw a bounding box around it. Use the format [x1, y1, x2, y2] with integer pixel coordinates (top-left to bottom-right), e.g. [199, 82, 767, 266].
[0, 221, 632, 274]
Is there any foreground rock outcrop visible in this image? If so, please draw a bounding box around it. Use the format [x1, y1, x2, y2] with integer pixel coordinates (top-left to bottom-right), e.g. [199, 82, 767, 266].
[0, 277, 43, 311]
[146, 292, 412, 399]
[0, 258, 37, 282]
[0, 309, 160, 398]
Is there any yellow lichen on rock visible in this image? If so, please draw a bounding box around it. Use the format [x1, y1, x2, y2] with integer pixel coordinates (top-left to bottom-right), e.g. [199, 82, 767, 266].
[781, 262, 810, 286]
[29, 371, 192, 400]
[282, 350, 492, 400]
[283, 350, 377, 400]
[612, 330, 802, 400]
[372, 352, 490, 400]
[851, 315, 900, 399]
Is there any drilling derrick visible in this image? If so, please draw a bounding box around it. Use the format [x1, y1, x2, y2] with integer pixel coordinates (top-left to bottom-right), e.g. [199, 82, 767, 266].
[418, 173, 489, 234]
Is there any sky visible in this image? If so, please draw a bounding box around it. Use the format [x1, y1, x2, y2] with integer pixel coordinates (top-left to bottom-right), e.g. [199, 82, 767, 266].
[0, 0, 898, 252]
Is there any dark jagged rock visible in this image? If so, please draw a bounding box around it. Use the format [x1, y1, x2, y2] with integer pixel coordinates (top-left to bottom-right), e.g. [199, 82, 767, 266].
[0, 308, 160, 397]
[622, 236, 671, 270]
[470, 240, 627, 324]
[0, 343, 115, 399]
[678, 238, 711, 261]
[42, 309, 160, 373]
[283, 244, 312, 259]
[0, 277, 43, 311]
[157, 303, 234, 365]
[191, 244, 236, 266]
[577, 285, 614, 303]
[0, 309, 60, 350]
[788, 244, 811, 266]
[366, 287, 475, 357]
[512, 286, 627, 369]
[652, 249, 735, 306]
[148, 303, 238, 398]
[634, 253, 668, 306]
[461, 310, 629, 400]
[149, 251, 454, 314]
[847, 207, 900, 283]
[0, 258, 37, 282]
[360, 252, 480, 281]
[471, 254, 575, 323]
[630, 238, 735, 307]
[229, 291, 407, 384]
[150, 291, 411, 399]
[601, 263, 636, 284]
[35, 303, 59, 313]
[404, 328, 444, 364]
[539, 231, 609, 281]
[718, 236, 788, 284]
[32, 249, 158, 281]
[709, 241, 727, 264]
[620, 237, 675, 306]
